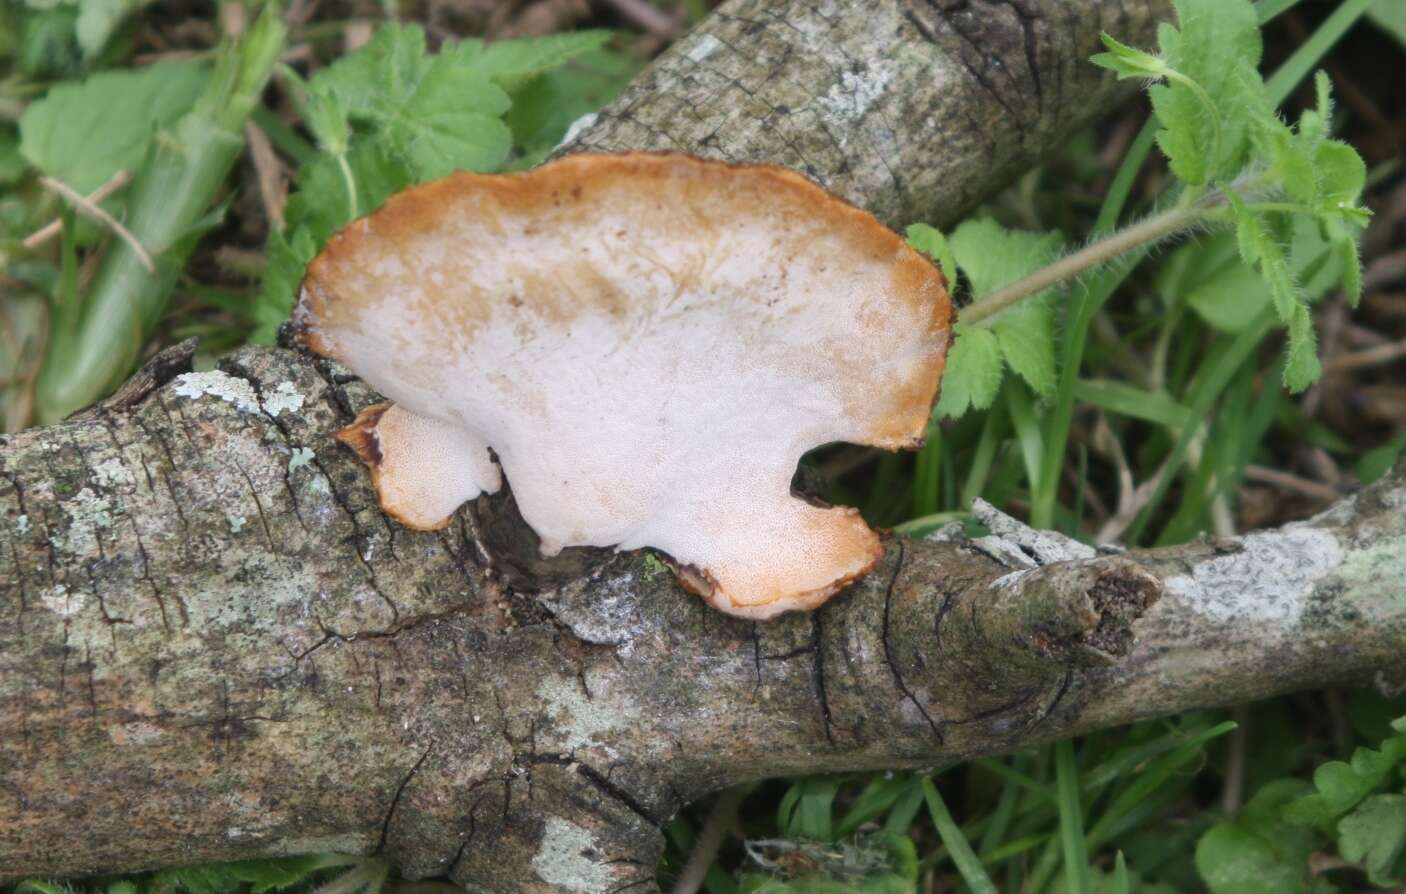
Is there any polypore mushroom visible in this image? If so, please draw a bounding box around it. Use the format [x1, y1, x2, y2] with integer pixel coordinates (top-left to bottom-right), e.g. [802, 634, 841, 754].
[295, 152, 950, 619]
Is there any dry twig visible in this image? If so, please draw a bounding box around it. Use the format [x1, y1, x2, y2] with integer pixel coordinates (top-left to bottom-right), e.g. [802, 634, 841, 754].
[36, 175, 155, 273]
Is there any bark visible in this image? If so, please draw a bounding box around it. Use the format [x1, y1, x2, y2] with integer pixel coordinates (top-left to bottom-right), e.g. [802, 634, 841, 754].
[5, 0, 1402, 892]
[560, 0, 1170, 229]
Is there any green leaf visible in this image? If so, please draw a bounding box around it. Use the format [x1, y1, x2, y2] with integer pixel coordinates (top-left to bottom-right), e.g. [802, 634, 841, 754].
[18, 58, 209, 193]
[504, 47, 642, 166]
[1283, 302, 1321, 393]
[1073, 379, 1191, 429]
[1355, 433, 1406, 485]
[304, 92, 350, 156]
[905, 222, 957, 286]
[383, 51, 512, 180]
[75, 0, 147, 58]
[0, 127, 27, 185]
[17, 4, 82, 79]
[452, 30, 612, 90]
[228, 856, 330, 893]
[1333, 224, 1363, 307]
[309, 23, 430, 121]
[1368, 0, 1406, 48]
[922, 777, 999, 894]
[949, 218, 1062, 397]
[1090, 32, 1173, 80]
[1338, 794, 1406, 886]
[1314, 139, 1367, 215]
[935, 325, 1002, 418]
[1196, 779, 1318, 894]
[1147, 0, 1268, 184]
[1261, 121, 1317, 204]
[1285, 734, 1406, 826]
[995, 300, 1057, 397]
[309, 24, 512, 181]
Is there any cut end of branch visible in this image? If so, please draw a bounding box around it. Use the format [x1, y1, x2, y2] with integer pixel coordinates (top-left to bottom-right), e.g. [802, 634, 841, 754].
[1078, 561, 1163, 660]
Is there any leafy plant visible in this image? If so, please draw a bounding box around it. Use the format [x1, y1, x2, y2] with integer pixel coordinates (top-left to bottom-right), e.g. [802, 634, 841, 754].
[911, 0, 1368, 416]
[14, 4, 287, 424]
[249, 24, 617, 343]
[1196, 715, 1406, 893]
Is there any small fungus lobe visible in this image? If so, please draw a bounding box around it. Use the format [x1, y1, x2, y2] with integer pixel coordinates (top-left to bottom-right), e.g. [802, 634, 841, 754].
[296, 152, 951, 619]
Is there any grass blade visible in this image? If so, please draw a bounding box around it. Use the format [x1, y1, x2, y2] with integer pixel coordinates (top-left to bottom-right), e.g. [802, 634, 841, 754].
[1055, 739, 1092, 894]
[921, 776, 999, 894]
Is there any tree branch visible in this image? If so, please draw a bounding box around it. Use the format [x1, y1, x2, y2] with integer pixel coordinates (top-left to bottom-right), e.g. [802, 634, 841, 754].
[8, 2, 1399, 893]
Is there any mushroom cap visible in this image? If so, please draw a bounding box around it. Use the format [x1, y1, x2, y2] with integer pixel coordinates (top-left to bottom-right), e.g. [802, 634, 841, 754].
[296, 152, 951, 619]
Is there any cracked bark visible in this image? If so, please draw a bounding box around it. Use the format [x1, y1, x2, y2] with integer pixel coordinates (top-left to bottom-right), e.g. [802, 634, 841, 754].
[4, 0, 1404, 892]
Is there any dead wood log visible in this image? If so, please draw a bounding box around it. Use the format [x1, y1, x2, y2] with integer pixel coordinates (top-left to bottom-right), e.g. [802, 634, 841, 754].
[8, 1, 1403, 893]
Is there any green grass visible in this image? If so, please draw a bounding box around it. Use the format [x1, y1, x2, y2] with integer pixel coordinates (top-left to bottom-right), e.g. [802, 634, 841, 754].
[4, 0, 1406, 893]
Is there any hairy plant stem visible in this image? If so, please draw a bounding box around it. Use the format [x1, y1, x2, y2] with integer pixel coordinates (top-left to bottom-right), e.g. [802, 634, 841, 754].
[959, 202, 1209, 326]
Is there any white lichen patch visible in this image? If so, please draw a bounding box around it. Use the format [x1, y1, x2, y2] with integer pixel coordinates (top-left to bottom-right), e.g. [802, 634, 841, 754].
[531, 817, 616, 893]
[15, 514, 29, 535]
[93, 456, 135, 489]
[685, 33, 721, 64]
[262, 381, 305, 416]
[58, 487, 114, 553]
[173, 370, 260, 414]
[558, 112, 598, 148]
[536, 674, 640, 752]
[1166, 526, 1343, 625]
[227, 513, 247, 533]
[40, 584, 85, 618]
[972, 499, 1096, 564]
[288, 447, 315, 473]
[816, 61, 895, 133]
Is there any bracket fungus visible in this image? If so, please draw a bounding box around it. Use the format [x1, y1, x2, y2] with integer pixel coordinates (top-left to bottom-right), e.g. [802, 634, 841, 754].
[295, 153, 951, 619]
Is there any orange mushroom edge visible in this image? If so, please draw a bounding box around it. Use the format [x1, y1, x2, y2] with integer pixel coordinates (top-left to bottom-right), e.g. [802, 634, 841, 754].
[293, 152, 952, 620]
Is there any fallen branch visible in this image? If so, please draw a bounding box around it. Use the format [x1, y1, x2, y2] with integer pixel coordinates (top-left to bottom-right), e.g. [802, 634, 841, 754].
[9, 2, 1398, 893]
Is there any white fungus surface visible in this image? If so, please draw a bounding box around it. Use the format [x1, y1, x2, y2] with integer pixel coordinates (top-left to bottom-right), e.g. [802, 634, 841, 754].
[296, 153, 950, 618]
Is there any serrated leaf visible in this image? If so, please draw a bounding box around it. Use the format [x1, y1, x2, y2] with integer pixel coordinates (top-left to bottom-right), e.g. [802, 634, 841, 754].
[905, 222, 957, 286]
[1338, 794, 1406, 886]
[504, 47, 642, 166]
[1148, 0, 1268, 184]
[948, 217, 1062, 299]
[383, 50, 512, 180]
[309, 23, 430, 121]
[935, 325, 1002, 418]
[1285, 735, 1406, 826]
[309, 24, 512, 181]
[18, 58, 208, 193]
[452, 30, 612, 91]
[995, 300, 1056, 396]
[947, 218, 1061, 397]
[254, 142, 414, 342]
